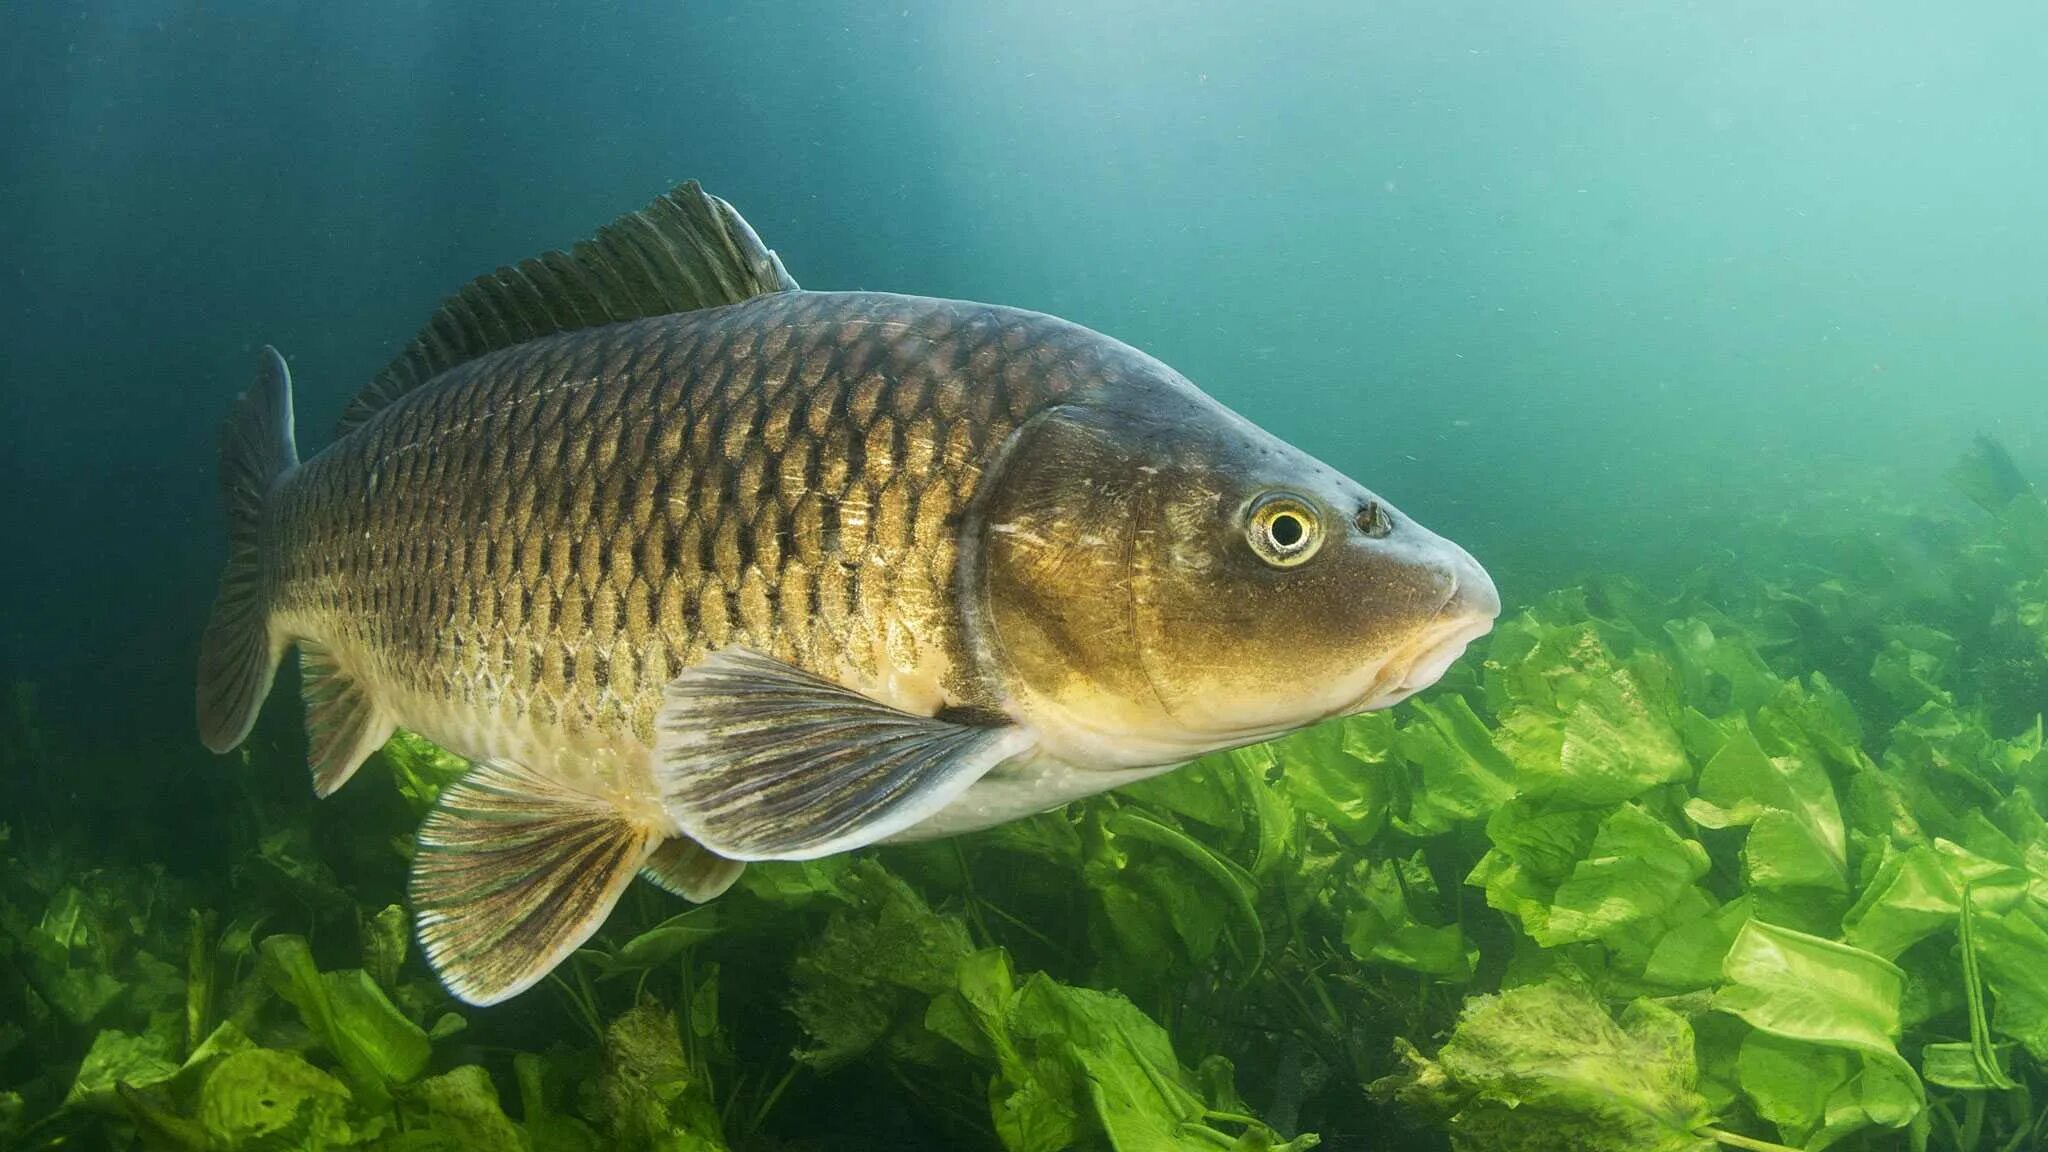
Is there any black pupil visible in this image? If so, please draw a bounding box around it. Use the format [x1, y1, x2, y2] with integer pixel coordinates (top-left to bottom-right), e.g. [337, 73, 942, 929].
[1270, 513, 1305, 548]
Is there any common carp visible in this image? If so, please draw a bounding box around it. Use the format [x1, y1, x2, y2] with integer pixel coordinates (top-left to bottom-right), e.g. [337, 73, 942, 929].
[196, 182, 1499, 1004]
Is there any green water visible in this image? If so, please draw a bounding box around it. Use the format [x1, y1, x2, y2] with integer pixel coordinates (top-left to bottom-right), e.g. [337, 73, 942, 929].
[4, 2, 2048, 1149]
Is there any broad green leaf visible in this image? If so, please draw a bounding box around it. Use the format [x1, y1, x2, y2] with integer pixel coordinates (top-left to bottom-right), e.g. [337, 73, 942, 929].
[789, 861, 973, 1070]
[1664, 617, 1781, 718]
[1945, 884, 2020, 1090]
[427, 1012, 467, 1041]
[1737, 1030, 1854, 1146]
[581, 906, 722, 976]
[1535, 803, 1711, 947]
[1713, 920, 1921, 1132]
[198, 1048, 357, 1149]
[1686, 724, 1847, 893]
[1091, 865, 1216, 983]
[1467, 802, 1600, 931]
[1716, 920, 1904, 1056]
[1370, 981, 1715, 1152]
[1126, 743, 1299, 880]
[1869, 629, 1956, 712]
[930, 948, 1306, 1152]
[259, 935, 430, 1093]
[1678, 706, 1734, 765]
[514, 1051, 602, 1152]
[1642, 897, 1752, 991]
[1880, 704, 2031, 844]
[1010, 974, 1207, 1149]
[1393, 695, 1517, 835]
[21, 889, 127, 1026]
[1973, 905, 2048, 1062]
[1103, 808, 1264, 977]
[1482, 613, 1690, 803]
[1994, 784, 2048, 847]
[972, 809, 1086, 868]
[738, 855, 853, 906]
[1470, 802, 1710, 958]
[380, 728, 473, 814]
[1690, 1013, 1747, 1118]
[1840, 843, 1959, 960]
[924, 947, 1014, 1064]
[1843, 766, 1926, 846]
[1753, 674, 1869, 773]
[1806, 1062, 1923, 1148]
[62, 1029, 180, 1113]
[403, 1065, 527, 1149]
[248, 827, 356, 914]
[1495, 662, 1689, 807]
[323, 968, 431, 1082]
[1122, 752, 1250, 833]
[925, 949, 1082, 1152]
[1342, 855, 1474, 979]
[1011, 972, 1307, 1150]
[1265, 720, 1391, 846]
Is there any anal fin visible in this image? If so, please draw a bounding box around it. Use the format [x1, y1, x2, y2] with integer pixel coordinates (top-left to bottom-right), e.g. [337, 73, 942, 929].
[411, 758, 657, 1005]
[299, 641, 395, 797]
[641, 838, 746, 903]
[655, 648, 1033, 861]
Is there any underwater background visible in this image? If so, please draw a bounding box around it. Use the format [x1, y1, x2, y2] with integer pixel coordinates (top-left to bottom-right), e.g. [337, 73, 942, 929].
[5, 1, 2048, 1149]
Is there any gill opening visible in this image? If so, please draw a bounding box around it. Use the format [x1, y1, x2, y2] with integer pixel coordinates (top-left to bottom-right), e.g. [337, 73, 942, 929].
[951, 403, 1076, 721]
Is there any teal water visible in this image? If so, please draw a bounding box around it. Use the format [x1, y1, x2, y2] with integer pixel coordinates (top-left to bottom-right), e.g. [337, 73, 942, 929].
[8, 0, 2046, 739]
[4, 3, 2048, 1150]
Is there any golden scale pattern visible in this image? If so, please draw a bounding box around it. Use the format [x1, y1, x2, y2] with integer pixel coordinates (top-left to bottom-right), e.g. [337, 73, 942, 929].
[270, 291, 1123, 742]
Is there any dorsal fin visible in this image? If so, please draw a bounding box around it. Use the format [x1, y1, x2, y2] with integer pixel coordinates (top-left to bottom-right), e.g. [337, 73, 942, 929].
[339, 180, 799, 435]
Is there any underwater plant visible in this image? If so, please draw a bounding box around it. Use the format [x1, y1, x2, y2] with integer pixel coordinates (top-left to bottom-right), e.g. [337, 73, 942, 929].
[4, 437, 2048, 1150]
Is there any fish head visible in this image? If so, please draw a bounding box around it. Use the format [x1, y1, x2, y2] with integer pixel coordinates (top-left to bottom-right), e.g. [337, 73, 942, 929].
[971, 381, 1499, 769]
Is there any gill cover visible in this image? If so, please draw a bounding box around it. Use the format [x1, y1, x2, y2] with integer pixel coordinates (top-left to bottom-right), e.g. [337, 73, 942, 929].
[970, 400, 1191, 765]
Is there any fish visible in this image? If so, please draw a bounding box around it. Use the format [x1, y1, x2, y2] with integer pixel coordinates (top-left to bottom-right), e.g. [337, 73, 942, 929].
[195, 181, 1500, 1005]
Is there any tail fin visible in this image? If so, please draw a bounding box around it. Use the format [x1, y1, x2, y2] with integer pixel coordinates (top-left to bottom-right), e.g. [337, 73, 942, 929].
[196, 346, 300, 752]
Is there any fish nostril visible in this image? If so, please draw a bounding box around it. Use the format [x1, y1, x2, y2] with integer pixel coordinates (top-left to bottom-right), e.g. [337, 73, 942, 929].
[1354, 501, 1393, 539]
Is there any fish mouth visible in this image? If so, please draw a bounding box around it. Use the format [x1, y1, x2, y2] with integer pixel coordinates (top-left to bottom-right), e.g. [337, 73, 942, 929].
[1356, 613, 1496, 710]
[1343, 562, 1502, 714]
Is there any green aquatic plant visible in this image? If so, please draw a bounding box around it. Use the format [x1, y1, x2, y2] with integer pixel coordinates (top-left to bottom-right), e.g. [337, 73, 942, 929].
[1372, 979, 1722, 1152]
[7, 439, 2048, 1150]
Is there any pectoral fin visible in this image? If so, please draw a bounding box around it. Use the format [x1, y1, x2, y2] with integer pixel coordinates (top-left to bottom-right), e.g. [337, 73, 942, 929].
[654, 648, 1031, 861]
[410, 758, 657, 1005]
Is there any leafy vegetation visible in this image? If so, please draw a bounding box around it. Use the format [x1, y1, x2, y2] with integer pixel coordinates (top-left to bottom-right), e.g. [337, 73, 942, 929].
[3, 437, 2047, 1150]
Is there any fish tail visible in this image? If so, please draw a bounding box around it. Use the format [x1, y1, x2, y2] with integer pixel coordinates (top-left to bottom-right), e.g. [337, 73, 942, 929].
[196, 346, 300, 753]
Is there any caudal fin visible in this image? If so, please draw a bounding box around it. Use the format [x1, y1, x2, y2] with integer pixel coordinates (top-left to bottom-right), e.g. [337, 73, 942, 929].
[196, 346, 300, 752]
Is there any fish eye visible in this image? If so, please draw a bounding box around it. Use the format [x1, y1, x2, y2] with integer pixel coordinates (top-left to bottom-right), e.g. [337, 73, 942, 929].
[1246, 493, 1324, 568]
[1355, 501, 1393, 539]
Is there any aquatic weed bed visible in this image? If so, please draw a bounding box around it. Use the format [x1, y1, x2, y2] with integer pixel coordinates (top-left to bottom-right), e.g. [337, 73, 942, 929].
[4, 440, 2048, 1151]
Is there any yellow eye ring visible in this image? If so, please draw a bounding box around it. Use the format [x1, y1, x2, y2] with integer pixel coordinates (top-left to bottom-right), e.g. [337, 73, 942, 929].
[1246, 493, 1324, 568]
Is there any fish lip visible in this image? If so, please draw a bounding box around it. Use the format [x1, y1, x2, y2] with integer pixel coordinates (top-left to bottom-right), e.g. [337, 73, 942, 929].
[1340, 568, 1498, 715]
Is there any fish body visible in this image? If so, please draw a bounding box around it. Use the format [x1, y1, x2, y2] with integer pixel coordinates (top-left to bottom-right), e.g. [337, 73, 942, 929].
[197, 183, 1499, 1003]
[269, 290, 1157, 821]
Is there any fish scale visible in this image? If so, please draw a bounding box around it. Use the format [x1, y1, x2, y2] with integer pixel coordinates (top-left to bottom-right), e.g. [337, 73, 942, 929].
[267, 290, 1109, 753]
